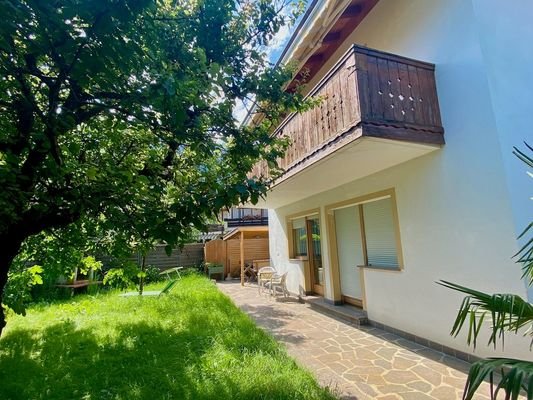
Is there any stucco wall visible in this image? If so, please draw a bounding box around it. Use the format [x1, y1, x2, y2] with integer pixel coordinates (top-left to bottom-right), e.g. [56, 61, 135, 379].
[471, 0, 533, 299]
[268, 0, 532, 359]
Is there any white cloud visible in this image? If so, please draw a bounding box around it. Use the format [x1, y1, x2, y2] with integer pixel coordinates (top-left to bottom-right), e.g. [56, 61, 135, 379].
[232, 5, 297, 123]
[270, 24, 291, 52]
[233, 98, 250, 124]
[264, 4, 297, 63]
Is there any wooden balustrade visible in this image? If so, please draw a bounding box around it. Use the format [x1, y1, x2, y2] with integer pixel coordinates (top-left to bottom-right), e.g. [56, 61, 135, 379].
[251, 45, 444, 182]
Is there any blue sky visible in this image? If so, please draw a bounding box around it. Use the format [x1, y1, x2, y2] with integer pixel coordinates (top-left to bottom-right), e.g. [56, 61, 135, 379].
[233, 1, 310, 123]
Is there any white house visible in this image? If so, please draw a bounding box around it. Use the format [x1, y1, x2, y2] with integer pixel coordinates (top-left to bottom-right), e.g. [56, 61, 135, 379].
[252, 0, 533, 360]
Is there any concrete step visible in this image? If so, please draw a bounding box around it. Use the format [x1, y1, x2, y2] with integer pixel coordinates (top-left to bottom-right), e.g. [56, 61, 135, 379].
[300, 296, 369, 326]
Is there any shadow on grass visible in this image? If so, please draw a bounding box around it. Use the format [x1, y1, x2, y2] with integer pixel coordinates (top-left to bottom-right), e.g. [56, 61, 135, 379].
[0, 321, 206, 400]
[0, 277, 335, 400]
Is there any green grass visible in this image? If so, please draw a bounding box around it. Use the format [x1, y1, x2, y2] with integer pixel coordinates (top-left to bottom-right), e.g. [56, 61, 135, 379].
[0, 275, 336, 400]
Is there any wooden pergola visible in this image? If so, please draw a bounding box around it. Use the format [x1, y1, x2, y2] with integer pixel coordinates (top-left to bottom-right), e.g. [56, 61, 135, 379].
[222, 226, 269, 286]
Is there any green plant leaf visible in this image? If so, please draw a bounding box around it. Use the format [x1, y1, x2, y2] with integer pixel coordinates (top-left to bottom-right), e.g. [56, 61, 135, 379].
[438, 280, 533, 349]
[462, 358, 532, 400]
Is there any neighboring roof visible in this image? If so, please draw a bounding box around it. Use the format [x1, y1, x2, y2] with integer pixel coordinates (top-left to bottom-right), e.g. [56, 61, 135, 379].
[196, 231, 223, 241]
[223, 226, 269, 241]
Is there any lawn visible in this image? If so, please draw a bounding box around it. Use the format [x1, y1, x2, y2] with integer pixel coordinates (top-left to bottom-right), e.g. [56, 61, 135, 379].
[0, 275, 336, 400]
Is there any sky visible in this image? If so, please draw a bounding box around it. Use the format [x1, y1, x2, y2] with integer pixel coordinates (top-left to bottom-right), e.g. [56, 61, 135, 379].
[232, 2, 309, 124]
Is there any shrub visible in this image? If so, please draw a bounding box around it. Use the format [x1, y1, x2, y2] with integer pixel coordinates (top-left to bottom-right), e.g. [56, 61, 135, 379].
[102, 262, 138, 290]
[3, 265, 43, 316]
[143, 266, 165, 284]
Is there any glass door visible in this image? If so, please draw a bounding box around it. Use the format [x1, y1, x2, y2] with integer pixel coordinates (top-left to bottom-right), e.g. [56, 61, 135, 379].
[334, 206, 364, 306]
[307, 217, 323, 295]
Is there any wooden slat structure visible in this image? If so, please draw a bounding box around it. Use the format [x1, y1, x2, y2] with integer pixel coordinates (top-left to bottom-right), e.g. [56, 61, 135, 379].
[204, 239, 226, 268]
[251, 45, 444, 183]
[142, 243, 204, 269]
[204, 227, 270, 284]
[284, 0, 379, 91]
[101, 243, 205, 270]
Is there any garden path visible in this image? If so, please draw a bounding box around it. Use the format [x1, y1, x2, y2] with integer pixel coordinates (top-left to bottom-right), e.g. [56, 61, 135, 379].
[218, 281, 492, 400]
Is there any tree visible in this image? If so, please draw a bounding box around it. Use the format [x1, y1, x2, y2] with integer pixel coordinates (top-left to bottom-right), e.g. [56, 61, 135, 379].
[440, 144, 533, 400]
[0, 0, 306, 335]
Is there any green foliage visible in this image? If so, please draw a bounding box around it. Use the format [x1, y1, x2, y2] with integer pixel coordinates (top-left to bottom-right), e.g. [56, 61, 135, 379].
[0, 0, 307, 242]
[513, 144, 533, 286]
[5, 227, 105, 312]
[439, 281, 533, 349]
[439, 143, 533, 399]
[86, 282, 101, 296]
[0, 0, 310, 332]
[78, 256, 102, 277]
[0, 276, 336, 400]
[3, 265, 43, 316]
[103, 262, 139, 290]
[463, 358, 533, 400]
[143, 266, 164, 284]
[181, 266, 203, 277]
[12, 231, 86, 286]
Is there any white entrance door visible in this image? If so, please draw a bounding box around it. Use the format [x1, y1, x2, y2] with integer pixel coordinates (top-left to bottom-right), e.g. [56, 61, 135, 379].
[334, 206, 364, 304]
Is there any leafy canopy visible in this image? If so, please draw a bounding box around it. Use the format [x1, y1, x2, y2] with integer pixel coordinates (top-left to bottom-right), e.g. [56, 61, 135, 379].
[0, 0, 304, 241]
[0, 0, 306, 331]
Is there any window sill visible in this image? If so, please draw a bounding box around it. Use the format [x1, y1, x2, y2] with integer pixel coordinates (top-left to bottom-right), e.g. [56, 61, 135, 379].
[357, 265, 402, 272]
[289, 257, 308, 262]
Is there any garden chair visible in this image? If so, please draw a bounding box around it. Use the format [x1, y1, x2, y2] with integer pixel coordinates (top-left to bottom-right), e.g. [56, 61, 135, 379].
[257, 266, 276, 294]
[243, 260, 257, 283]
[159, 266, 183, 280]
[265, 272, 289, 298]
[119, 279, 179, 297]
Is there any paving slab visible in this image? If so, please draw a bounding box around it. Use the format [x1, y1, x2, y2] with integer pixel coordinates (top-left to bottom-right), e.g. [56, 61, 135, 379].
[218, 281, 493, 400]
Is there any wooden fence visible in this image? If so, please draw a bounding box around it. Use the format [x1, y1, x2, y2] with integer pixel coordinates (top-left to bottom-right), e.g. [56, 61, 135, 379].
[116, 243, 204, 270]
[145, 243, 204, 269]
[204, 240, 226, 269]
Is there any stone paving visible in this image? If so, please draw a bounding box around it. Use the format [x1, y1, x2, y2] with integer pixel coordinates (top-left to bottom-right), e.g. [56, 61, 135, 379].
[218, 281, 493, 400]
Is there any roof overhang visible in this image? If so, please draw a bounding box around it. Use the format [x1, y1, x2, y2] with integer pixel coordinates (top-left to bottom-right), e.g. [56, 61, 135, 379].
[223, 226, 269, 240]
[281, 0, 379, 90]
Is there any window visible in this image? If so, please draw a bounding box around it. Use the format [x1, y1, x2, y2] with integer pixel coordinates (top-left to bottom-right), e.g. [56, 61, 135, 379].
[329, 192, 402, 271]
[288, 213, 321, 258]
[291, 217, 308, 257]
[361, 197, 399, 268]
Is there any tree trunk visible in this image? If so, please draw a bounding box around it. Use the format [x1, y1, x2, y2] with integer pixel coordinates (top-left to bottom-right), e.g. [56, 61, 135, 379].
[138, 253, 146, 295]
[0, 233, 25, 337]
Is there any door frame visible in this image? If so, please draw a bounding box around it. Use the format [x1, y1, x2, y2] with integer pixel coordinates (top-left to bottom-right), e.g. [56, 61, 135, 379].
[286, 208, 322, 296]
[326, 208, 365, 308]
[306, 219, 324, 296]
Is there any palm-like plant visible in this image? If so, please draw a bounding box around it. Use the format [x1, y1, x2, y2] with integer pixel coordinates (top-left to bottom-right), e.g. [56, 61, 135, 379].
[439, 143, 533, 400]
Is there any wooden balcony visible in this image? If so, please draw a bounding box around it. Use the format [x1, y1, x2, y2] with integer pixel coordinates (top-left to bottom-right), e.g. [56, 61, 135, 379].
[251, 45, 444, 184]
[222, 208, 268, 228]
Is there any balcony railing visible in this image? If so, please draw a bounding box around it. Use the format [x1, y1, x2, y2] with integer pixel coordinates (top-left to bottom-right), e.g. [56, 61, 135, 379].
[223, 208, 269, 227]
[225, 216, 269, 228]
[251, 45, 444, 182]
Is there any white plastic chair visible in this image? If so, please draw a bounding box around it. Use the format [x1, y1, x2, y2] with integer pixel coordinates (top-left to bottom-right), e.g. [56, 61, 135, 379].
[257, 266, 276, 294]
[265, 272, 289, 297]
